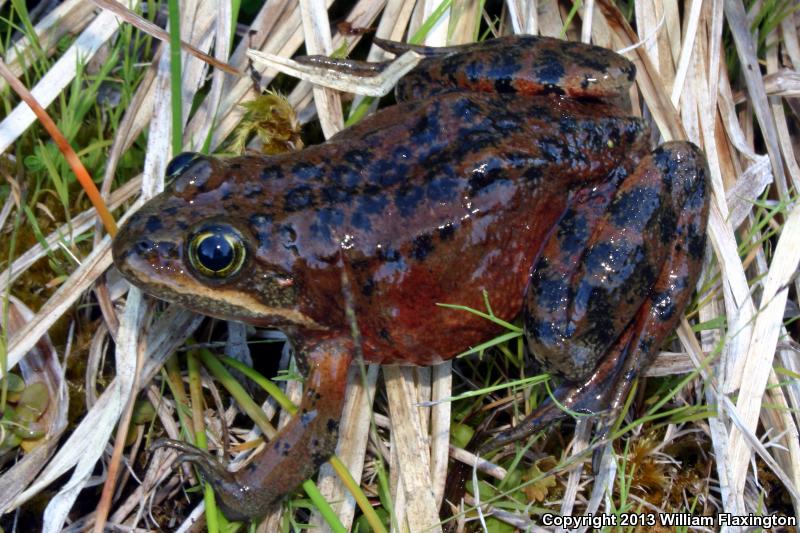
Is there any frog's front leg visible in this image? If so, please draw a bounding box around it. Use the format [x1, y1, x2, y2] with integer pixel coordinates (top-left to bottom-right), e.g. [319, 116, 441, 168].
[154, 337, 352, 520]
[486, 142, 709, 451]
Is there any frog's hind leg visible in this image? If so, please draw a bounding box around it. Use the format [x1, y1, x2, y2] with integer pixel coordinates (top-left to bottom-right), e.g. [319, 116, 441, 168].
[482, 141, 709, 454]
[153, 338, 352, 520]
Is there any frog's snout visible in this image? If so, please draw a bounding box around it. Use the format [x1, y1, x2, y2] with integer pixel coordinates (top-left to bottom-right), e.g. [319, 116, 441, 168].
[112, 220, 184, 287]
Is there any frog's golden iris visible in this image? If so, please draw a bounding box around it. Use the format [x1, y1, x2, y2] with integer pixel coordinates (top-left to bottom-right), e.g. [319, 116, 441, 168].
[187, 224, 247, 279]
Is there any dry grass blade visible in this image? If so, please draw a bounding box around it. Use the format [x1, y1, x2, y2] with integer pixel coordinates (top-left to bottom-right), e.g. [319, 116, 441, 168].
[90, 0, 240, 76]
[92, 288, 146, 533]
[724, 0, 789, 196]
[728, 206, 800, 497]
[298, 0, 343, 137]
[384, 366, 441, 532]
[246, 48, 424, 97]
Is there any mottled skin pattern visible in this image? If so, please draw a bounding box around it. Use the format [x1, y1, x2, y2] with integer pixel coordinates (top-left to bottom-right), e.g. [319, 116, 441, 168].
[112, 36, 709, 520]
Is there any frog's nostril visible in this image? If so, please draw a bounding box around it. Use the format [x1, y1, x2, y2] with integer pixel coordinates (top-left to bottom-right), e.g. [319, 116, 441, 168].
[135, 239, 157, 254]
[133, 240, 178, 260]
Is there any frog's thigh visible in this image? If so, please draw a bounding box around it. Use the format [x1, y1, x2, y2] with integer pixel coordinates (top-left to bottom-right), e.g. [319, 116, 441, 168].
[525, 142, 708, 382]
[486, 143, 708, 451]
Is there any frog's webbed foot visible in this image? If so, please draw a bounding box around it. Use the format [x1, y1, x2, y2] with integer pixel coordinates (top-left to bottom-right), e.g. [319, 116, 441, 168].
[484, 142, 709, 455]
[152, 338, 352, 521]
[478, 328, 635, 455]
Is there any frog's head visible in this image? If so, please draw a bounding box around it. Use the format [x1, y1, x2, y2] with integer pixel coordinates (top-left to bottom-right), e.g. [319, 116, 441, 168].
[112, 152, 324, 330]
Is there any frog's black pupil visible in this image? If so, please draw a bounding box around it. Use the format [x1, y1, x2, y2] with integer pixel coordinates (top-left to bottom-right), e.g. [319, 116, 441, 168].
[197, 234, 233, 272]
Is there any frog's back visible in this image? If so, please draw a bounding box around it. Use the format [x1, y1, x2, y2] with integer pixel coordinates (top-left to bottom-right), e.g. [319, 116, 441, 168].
[229, 91, 649, 363]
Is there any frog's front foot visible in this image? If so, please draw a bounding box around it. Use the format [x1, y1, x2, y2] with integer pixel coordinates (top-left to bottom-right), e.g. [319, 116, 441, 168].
[152, 438, 251, 519]
[154, 338, 352, 521]
[485, 142, 709, 454]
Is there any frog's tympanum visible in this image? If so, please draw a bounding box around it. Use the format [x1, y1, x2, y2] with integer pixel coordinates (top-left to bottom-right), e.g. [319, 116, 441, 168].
[112, 36, 709, 520]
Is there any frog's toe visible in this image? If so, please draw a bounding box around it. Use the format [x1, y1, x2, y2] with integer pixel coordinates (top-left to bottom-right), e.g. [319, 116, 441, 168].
[152, 438, 252, 521]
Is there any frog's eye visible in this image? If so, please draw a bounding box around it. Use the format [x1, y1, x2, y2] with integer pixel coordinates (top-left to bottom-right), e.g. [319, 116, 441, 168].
[167, 152, 202, 178]
[187, 224, 247, 279]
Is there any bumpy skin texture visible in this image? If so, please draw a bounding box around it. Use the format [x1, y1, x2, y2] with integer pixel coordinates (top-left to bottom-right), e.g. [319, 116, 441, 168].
[112, 35, 710, 520]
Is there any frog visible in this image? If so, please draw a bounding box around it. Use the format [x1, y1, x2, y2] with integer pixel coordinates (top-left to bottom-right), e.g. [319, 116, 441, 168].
[111, 35, 709, 520]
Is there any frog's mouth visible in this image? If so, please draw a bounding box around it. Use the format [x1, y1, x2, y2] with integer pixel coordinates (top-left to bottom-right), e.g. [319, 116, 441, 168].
[112, 235, 325, 330]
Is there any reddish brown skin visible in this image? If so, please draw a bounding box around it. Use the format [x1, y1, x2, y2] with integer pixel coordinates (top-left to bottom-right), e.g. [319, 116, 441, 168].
[112, 36, 709, 520]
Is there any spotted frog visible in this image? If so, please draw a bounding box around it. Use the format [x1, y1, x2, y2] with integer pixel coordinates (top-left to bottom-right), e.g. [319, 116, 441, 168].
[112, 35, 709, 520]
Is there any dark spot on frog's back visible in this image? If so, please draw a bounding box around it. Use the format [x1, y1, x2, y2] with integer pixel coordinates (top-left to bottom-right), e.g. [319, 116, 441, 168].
[451, 97, 484, 122]
[523, 165, 544, 185]
[310, 208, 344, 241]
[395, 185, 424, 217]
[410, 103, 441, 144]
[292, 162, 323, 180]
[322, 184, 351, 205]
[624, 120, 644, 143]
[250, 214, 273, 247]
[285, 186, 316, 212]
[538, 136, 569, 162]
[326, 419, 338, 433]
[559, 116, 578, 134]
[378, 247, 401, 262]
[427, 177, 461, 202]
[534, 56, 566, 86]
[411, 234, 434, 261]
[344, 149, 370, 167]
[487, 53, 522, 93]
[438, 223, 456, 240]
[653, 146, 680, 182]
[468, 157, 505, 194]
[331, 165, 362, 188]
[244, 182, 263, 198]
[260, 165, 282, 181]
[357, 195, 388, 215]
[570, 46, 608, 72]
[459, 60, 482, 83]
[350, 211, 372, 232]
[144, 216, 162, 232]
[373, 159, 404, 187]
[361, 277, 375, 297]
[458, 128, 499, 153]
